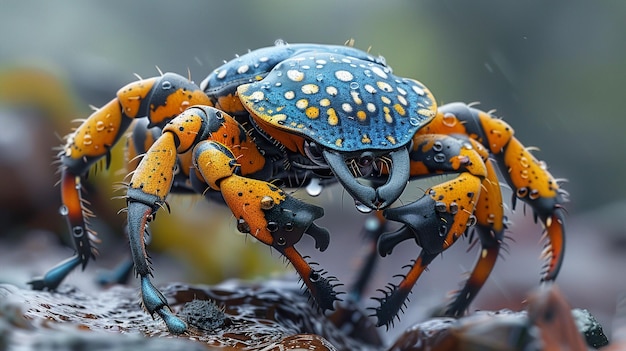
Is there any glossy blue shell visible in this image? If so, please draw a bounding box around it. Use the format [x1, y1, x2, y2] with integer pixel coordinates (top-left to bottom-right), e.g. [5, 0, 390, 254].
[238, 51, 437, 152]
[201, 43, 388, 99]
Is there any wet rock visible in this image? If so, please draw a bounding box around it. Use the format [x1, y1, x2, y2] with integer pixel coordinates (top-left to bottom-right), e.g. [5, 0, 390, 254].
[388, 284, 596, 351]
[572, 308, 608, 348]
[0, 278, 380, 351]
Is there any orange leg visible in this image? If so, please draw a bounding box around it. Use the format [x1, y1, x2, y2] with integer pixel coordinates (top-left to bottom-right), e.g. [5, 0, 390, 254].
[445, 141, 506, 316]
[125, 106, 335, 334]
[426, 103, 567, 282]
[30, 73, 212, 291]
[374, 134, 487, 327]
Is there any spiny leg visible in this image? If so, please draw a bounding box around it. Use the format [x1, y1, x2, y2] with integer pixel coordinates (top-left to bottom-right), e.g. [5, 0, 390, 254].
[445, 141, 506, 316]
[29, 73, 213, 291]
[192, 139, 339, 311]
[328, 212, 388, 330]
[373, 134, 487, 327]
[126, 106, 337, 333]
[424, 102, 567, 281]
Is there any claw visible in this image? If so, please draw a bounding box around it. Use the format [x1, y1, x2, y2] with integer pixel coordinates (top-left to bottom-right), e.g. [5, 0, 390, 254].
[539, 208, 565, 281]
[263, 195, 329, 252]
[322, 147, 410, 210]
[377, 225, 415, 257]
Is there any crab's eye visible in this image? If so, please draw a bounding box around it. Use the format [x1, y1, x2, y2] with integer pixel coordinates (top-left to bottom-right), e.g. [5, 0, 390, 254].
[358, 152, 374, 167]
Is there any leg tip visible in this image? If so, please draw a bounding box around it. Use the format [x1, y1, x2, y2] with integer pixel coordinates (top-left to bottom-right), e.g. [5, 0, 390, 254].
[160, 310, 188, 334]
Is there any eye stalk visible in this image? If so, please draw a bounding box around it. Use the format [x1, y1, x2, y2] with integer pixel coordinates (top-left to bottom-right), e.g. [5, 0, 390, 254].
[322, 147, 410, 210]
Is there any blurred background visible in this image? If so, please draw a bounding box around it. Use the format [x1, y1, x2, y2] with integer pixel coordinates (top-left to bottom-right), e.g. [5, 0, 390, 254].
[0, 0, 624, 343]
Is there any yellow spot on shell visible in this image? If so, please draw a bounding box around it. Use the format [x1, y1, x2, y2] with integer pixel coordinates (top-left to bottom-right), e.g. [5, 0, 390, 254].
[357, 110, 367, 121]
[377, 81, 393, 92]
[327, 108, 339, 126]
[305, 106, 319, 119]
[384, 106, 393, 124]
[381, 96, 391, 105]
[301, 84, 319, 94]
[350, 91, 362, 105]
[361, 134, 371, 144]
[335, 138, 343, 147]
[326, 86, 338, 96]
[386, 135, 397, 144]
[394, 103, 406, 116]
[320, 98, 331, 107]
[272, 114, 287, 122]
[418, 108, 436, 118]
[287, 70, 304, 82]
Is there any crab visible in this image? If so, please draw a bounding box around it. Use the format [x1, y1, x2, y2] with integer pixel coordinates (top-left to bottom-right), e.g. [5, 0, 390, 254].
[29, 42, 567, 334]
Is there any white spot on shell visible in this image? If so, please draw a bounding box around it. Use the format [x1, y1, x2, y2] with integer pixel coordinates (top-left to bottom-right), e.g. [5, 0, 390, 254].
[237, 65, 249, 74]
[287, 70, 305, 82]
[412, 85, 425, 96]
[249, 91, 265, 102]
[371, 66, 388, 79]
[216, 69, 228, 79]
[364, 84, 377, 94]
[334, 70, 354, 82]
[284, 91, 295, 100]
[301, 84, 319, 94]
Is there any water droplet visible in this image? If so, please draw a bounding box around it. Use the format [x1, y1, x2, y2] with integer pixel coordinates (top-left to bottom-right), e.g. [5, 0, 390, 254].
[520, 169, 529, 179]
[433, 141, 443, 152]
[434, 153, 446, 163]
[161, 80, 172, 90]
[72, 226, 84, 238]
[59, 205, 69, 216]
[363, 69, 372, 77]
[95, 121, 105, 132]
[274, 38, 287, 46]
[236, 218, 250, 233]
[438, 225, 447, 237]
[442, 113, 457, 127]
[266, 221, 279, 232]
[260, 196, 275, 210]
[316, 73, 324, 82]
[409, 118, 420, 126]
[467, 215, 477, 227]
[435, 202, 447, 212]
[350, 82, 359, 90]
[82, 134, 93, 146]
[529, 189, 540, 200]
[306, 178, 323, 197]
[449, 202, 459, 214]
[355, 200, 373, 213]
